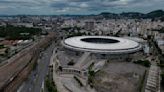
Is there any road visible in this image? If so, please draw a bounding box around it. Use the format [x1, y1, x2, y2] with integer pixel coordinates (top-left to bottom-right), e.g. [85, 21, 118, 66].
[18, 41, 56, 92]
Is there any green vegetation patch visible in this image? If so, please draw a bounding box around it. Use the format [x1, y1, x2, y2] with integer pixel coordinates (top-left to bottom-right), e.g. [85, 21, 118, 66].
[67, 32, 86, 38]
[151, 27, 164, 33]
[88, 69, 96, 87]
[61, 26, 83, 31]
[133, 60, 151, 67]
[0, 45, 5, 49]
[67, 60, 75, 66]
[0, 25, 42, 40]
[161, 73, 164, 85]
[159, 55, 164, 64]
[45, 77, 58, 92]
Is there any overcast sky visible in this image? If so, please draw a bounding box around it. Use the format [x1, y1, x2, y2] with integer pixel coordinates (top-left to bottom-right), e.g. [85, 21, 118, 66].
[0, 0, 164, 15]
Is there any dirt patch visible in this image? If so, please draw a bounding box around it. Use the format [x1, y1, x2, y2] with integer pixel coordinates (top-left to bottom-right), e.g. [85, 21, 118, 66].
[93, 62, 147, 92]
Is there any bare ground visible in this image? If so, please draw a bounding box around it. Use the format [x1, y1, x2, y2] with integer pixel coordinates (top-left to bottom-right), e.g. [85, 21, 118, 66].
[93, 62, 147, 92]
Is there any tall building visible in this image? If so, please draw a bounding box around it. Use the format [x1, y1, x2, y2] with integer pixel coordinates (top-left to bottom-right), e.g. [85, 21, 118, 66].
[84, 21, 94, 31]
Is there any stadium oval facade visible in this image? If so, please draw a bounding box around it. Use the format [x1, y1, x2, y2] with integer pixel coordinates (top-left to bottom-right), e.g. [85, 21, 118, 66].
[62, 36, 142, 54]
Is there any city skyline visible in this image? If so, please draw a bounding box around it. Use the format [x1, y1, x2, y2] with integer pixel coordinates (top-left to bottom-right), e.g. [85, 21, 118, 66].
[0, 0, 164, 15]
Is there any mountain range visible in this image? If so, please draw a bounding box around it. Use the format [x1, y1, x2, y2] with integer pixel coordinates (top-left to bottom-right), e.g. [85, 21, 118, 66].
[97, 10, 164, 20]
[0, 10, 164, 20]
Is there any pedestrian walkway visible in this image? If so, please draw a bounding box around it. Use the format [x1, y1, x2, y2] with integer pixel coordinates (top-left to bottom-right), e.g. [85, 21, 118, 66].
[74, 52, 91, 69]
[145, 65, 160, 92]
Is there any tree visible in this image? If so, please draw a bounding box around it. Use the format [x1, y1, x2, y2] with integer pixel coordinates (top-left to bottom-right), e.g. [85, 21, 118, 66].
[0, 25, 42, 40]
[58, 66, 62, 71]
[67, 60, 75, 66]
[133, 60, 151, 67]
[161, 73, 164, 85]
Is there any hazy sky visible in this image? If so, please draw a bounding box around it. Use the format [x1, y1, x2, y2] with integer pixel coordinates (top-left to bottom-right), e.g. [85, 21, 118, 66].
[0, 0, 164, 15]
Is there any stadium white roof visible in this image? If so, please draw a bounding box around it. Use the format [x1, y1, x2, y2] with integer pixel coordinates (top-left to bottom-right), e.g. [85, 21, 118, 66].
[62, 36, 142, 54]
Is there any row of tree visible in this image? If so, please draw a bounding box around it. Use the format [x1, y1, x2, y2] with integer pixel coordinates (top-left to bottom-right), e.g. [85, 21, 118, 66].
[151, 27, 164, 33]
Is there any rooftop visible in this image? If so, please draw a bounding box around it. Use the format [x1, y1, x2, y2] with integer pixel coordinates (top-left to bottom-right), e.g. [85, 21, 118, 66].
[63, 36, 142, 54]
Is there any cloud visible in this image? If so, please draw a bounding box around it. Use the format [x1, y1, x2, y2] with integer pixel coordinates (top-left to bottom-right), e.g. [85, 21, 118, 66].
[0, 0, 163, 15]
